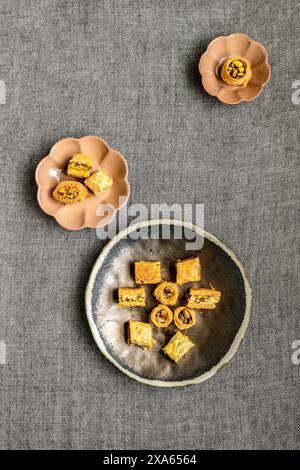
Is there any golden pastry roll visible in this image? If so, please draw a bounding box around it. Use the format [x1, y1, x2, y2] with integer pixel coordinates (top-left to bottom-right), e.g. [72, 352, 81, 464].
[52, 180, 88, 204]
[163, 331, 195, 363]
[220, 56, 250, 87]
[134, 261, 161, 284]
[186, 288, 221, 309]
[67, 153, 93, 178]
[127, 320, 156, 349]
[149, 304, 173, 328]
[174, 306, 196, 330]
[84, 170, 113, 196]
[176, 257, 201, 285]
[153, 281, 179, 306]
[118, 287, 146, 307]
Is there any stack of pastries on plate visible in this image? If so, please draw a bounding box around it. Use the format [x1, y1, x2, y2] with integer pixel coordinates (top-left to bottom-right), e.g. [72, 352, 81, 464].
[118, 257, 221, 363]
[52, 153, 113, 204]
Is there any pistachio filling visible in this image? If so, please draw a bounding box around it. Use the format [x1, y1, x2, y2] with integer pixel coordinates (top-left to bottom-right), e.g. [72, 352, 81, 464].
[121, 294, 145, 302]
[69, 162, 92, 171]
[178, 308, 192, 324]
[155, 308, 169, 324]
[226, 59, 247, 80]
[57, 186, 79, 200]
[189, 294, 219, 304]
[163, 286, 175, 299]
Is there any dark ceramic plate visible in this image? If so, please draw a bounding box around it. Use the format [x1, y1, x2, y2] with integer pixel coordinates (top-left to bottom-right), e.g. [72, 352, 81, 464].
[85, 219, 252, 387]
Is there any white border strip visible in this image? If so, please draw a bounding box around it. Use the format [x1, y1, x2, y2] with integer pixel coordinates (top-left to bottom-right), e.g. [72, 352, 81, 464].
[85, 219, 252, 387]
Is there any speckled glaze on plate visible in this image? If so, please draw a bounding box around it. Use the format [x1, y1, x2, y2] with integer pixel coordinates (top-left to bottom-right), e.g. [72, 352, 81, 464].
[199, 33, 271, 104]
[35, 135, 130, 230]
[85, 219, 252, 387]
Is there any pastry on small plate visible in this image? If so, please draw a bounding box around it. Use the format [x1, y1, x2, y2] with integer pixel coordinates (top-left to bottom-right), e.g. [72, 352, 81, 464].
[52, 180, 88, 204]
[176, 257, 201, 285]
[118, 287, 146, 307]
[149, 304, 173, 328]
[134, 261, 161, 284]
[220, 57, 250, 87]
[84, 169, 113, 196]
[153, 281, 179, 306]
[163, 331, 195, 363]
[67, 153, 93, 178]
[35, 135, 130, 230]
[127, 320, 156, 349]
[186, 288, 221, 309]
[198, 33, 271, 105]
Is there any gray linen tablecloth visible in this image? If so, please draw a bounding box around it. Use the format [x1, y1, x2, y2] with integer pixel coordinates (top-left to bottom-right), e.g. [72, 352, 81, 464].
[0, 0, 299, 450]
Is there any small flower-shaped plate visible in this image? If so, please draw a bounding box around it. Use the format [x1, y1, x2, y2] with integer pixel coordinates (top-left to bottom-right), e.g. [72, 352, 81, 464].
[199, 33, 271, 104]
[35, 136, 130, 230]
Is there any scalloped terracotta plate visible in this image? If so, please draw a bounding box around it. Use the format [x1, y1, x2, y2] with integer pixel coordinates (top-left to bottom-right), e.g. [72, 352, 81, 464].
[35, 136, 130, 230]
[199, 33, 271, 104]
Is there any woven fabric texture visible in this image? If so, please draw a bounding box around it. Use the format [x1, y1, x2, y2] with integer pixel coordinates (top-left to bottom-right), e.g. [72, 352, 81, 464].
[0, 0, 299, 449]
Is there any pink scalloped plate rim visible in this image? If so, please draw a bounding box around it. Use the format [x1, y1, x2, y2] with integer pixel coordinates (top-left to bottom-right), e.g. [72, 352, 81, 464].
[199, 33, 271, 104]
[35, 136, 130, 230]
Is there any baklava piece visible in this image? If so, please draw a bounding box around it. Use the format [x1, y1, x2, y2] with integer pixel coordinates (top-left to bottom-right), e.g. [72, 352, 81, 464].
[163, 331, 195, 363]
[220, 57, 250, 87]
[153, 281, 179, 306]
[127, 320, 156, 349]
[84, 170, 113, 196]
[67, 153, 93, 178]
[118, 287, 146, 307]
[150, 304, 173, 328]
[186, 288, 221, 309]
[174, 306, 196, 330]
[176, 257, 201, 285]
[134, 261, 161, 284]
[52, 180, 88, 204]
